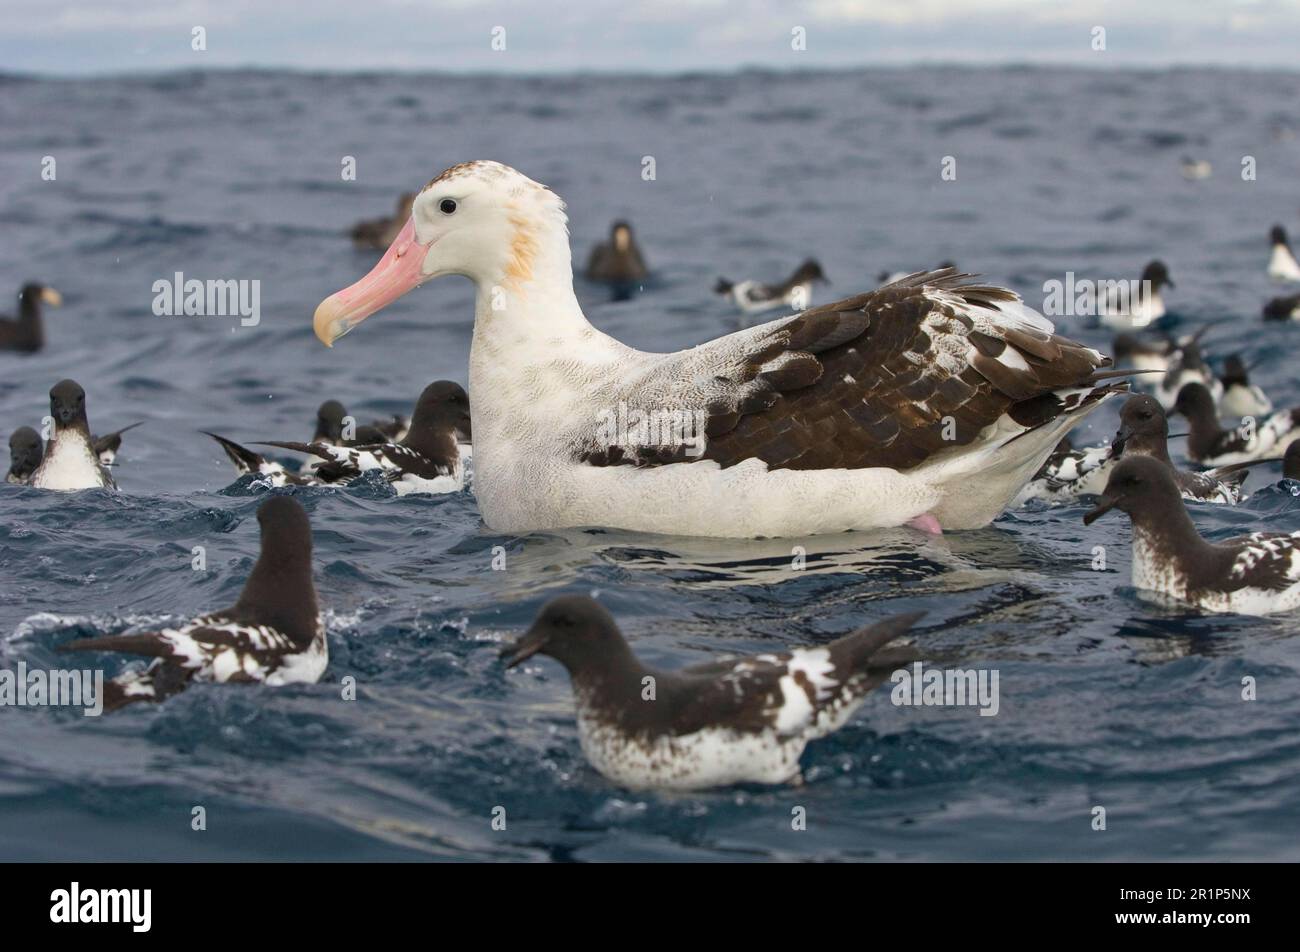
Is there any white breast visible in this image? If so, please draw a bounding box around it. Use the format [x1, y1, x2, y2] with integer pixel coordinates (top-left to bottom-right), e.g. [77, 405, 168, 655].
[32, 431, 108, 491]
[1268, 244, 1300, 282]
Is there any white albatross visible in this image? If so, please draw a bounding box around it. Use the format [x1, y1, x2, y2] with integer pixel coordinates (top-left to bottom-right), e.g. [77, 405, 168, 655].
[312, 161, 1124, 538]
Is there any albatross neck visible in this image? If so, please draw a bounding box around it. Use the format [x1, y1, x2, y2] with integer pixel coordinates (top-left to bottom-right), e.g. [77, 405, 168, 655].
[469, 233, 633, 363]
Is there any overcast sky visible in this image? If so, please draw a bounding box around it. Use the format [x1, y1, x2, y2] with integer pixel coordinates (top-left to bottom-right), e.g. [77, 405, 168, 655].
[3, 0, 1297, 75]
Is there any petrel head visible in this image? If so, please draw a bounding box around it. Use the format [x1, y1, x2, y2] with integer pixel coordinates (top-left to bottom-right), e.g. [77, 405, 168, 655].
[1140, 259, 1173, 290]
[1170, 381, 1216, 422]
[409, 381, 471, 444]
[1112, 394, 1168, 457]
[793, 258, 828, 284]
[501, 595, 626, 671]
[313, 400, 348, 443]
[48, 378, 88, 430]
[1285, 441, 1300, 481]
[1083, 455, 1177, 525]
[314, 160, 568, 347]
[20, 283, 62, 311]
[1271, 224, 1288, 247]
[8, 426, 43, 479]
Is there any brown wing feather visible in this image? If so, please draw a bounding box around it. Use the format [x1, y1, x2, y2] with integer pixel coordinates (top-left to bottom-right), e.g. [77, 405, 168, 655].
[708, 276, 1108, 471]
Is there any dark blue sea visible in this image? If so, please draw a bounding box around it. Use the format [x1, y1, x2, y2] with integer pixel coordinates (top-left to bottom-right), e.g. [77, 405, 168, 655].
[2, 66, 1299, 861]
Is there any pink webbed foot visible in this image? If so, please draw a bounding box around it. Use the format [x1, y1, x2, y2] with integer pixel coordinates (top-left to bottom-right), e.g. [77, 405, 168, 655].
[906, 512, 943, 536]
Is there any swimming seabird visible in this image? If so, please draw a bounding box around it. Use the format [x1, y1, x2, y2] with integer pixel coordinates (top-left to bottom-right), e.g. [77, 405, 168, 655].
[351, 192, 416, 250]
[715, 259, 828, 315]
[1263, 294, 1300, 322]
[0, 283, 61, 353]
[92, 421, 145, 468]
[1018, 394, 1249, 506]
[501, 595, 921, 790]
[1110, 394, 1250, 504]
[6, 427, 42, 485]
[1217, 355, 1273, 418]
[1099, 260, 1173, 330]
[585, 220, 649, 300]
[1173, 382, 1300, 466]
[1084, 456, 1300, 615]
[1154, 337, 1221, 411]
[30, 380, 115, 491]
[204, 431, 320, 488]
[1267, 225, 1300, 283]
[311, 160, 1124, 537]
[1112, 332, 1177, 376]
[1286, 442, 1300, 481]
[260, 381, 470, 496]
[1014, 436, 1112, 505]
[59, 496, 327, 711]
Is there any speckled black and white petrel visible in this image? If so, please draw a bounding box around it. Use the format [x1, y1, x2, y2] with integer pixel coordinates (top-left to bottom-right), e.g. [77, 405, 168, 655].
[1173, 382, 1300, 466]
[1155, 336, 1220, 411]
[1099, 260, 1173, 330]
[1111, 394, 1251, 504]
[30, 380, 115, 490]
[1218, 354, 1273, 418]
[1085, 456, 1300, 614]
[715, 258, 828, 315]
[204, 431, 320, 487]
[1263, 293, 1300, 322]
[260, 381, 471, 496]
[92, 421, 144, 468]
[1014, 435, 1112, 504]
[6, 426, 42, 485]
[1267, 225, 1300, 283]
[501, 595, 921, 790]
[0, 283, 61, 353]
[59, 496, 327, 711]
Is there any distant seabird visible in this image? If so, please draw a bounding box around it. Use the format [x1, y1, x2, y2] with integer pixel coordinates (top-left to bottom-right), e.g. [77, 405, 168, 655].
[716, 258, 828, 315]
[0, 283, 61, 353]
[585, 220, 649, 300]
[59, 496, 327, 711]
[351, 192, 416, 250]
[92, 421, 145, 468]
[501, 595, 921, 789]
[30, 380, 115, 490]
[1218, 355, 1273, 418]
[1154, 336, 1221, 411]
[1018, 394, 1249, 506]
[1263, 293, 1300, 322]
[6, 427, 42, 484]
[1085, 456, 1300, 615]
[1099, 260, 1173, 330]
[312, 161, 1125, 537]
[1173, 382, 1300, 466]
[1267, 225, 1300, 283]
[260, 381, 470, 495]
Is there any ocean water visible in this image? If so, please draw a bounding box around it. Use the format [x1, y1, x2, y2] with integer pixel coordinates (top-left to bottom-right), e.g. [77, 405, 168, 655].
[2, 66, 1299, 861]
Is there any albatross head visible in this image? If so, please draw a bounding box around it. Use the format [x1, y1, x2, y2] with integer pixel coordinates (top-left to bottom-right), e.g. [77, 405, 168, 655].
[314, 161, 568, 346]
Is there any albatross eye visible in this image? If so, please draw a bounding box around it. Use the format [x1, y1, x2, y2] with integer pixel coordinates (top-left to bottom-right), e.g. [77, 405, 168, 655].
[439, 198, 457, 215]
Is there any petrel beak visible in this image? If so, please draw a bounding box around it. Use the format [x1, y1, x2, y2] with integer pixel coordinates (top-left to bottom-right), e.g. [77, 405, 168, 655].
[41, 287, 63, 307]
[314, 217, 431, 347]
[1083, 494, 1121, 525]
[1111, 426, 1130, 456]
[500, 623, 548, 669]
